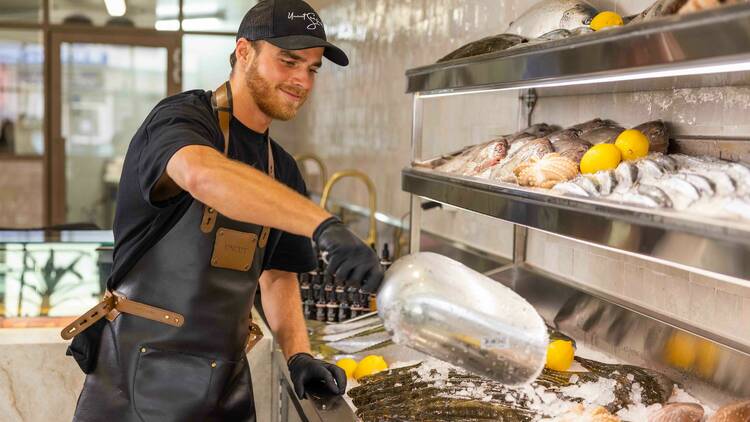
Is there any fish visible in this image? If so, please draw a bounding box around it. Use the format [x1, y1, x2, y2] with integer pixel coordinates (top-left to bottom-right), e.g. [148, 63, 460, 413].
[671, 154, 750, 194]
[708, 400, 750, 422]
[634, 121, 670, 154]
[649, 152, 679, 172]
[611, 191, 662, 208]
[509, 124, 557, 144]
[462, 139, 510, 176]
[630, 0, 690, 24]
[490, 138, 554, 183]
[584, 170, 618, 195]
[614, 161, 639, 192]
[553, 138, 592, 163]
[681, 169, 736, 196]
[649, 403, 704, 422]
[506, 0, 599, 39]
[637, 184, 673, 208]
[672, 173, 715, 197]
[579, 126, 626, 145]
[570, 118, 618, 133]
[434, 139, 508, 175]
[636, 158, 667, 180]
[553, 181, 592, 197]
[572, 175, 601, 196]
[514, 153, 579, 188]
[644, 176, 701, 209]
[438, 34, 527, 62]
[547, 128, 583, 144]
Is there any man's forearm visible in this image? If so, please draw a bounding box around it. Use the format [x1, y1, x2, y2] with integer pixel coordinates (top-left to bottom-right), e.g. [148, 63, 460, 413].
[260, 270, 310, 359]
[168, 145, 330, 238]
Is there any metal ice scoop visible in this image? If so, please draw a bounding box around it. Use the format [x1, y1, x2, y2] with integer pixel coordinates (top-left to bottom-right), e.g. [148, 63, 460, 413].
[377, 252, 548, 386]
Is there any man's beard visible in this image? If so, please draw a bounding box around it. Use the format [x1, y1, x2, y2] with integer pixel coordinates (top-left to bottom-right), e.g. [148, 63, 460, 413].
[245, 61, 307, 121]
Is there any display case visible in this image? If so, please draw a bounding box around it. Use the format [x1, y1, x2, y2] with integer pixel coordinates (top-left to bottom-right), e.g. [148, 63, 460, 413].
[403, 3, 750, 404]
[0, 230, 112, 326]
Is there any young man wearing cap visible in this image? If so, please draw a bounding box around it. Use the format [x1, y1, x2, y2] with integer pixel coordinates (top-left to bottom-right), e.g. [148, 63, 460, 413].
[68, 1, 381, 420]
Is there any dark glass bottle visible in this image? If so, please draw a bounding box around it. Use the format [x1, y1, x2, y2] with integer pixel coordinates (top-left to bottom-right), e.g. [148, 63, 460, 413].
[315, 295, 327, 322]
[335, 282, 348, 322]
[323, 274, 335, 302]
[299, 273, 314, 320]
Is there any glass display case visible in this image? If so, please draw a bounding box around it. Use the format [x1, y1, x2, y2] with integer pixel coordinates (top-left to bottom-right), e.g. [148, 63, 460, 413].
[0, 230, 112, 326]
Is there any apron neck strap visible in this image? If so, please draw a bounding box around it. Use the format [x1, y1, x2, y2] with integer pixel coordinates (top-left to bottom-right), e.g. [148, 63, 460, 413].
[211, 81, 233, 156]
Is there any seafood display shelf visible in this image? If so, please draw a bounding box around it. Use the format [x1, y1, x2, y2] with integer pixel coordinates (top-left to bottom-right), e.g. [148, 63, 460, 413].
[406, 3, 750, 95]
[402, 153, 750, 282]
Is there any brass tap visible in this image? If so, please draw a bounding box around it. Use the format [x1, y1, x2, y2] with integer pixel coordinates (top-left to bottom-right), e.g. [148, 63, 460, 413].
[293, 153, 328, 193]
[320, 170, 378, 248]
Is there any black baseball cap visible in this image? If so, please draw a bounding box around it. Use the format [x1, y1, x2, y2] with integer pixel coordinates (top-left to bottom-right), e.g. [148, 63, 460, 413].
[237, 0, 349, 66]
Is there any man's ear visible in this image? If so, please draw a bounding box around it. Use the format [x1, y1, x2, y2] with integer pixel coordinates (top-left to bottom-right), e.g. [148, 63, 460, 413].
[235, 39, 254, 66]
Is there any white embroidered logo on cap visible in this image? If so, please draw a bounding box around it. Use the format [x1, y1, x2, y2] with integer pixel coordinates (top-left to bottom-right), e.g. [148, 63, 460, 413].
[287, 12, 322, 30]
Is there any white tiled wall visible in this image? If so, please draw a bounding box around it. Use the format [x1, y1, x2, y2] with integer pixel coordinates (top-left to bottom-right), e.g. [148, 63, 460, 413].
[274, 0, 750, 346]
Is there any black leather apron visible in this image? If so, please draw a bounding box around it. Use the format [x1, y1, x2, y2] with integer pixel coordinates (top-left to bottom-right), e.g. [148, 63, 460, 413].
[73, 82, 273, 422]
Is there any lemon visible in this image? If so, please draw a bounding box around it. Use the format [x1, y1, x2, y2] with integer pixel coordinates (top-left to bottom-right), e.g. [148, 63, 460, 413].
[590, 11, 624, 31]
[695, 340, 719, 378]
[336, 358, 358, 379]
[615, 129, 650, 161]
[580, 144, 622, 174]
[354, 355, 388, 380]
[664, 332, 697, 370]
[546, 340, 575, 371]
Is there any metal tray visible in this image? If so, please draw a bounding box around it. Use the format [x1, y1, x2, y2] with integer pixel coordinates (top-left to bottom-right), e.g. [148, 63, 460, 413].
[406, 4, 750, 95]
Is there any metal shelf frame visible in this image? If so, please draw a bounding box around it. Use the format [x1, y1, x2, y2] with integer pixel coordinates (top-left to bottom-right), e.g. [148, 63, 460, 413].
[406, 3, 750, 96]
[404, 5, 750, 366]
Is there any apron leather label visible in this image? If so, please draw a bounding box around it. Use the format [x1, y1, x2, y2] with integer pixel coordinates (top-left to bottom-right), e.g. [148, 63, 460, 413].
[211, 228, 257, 271]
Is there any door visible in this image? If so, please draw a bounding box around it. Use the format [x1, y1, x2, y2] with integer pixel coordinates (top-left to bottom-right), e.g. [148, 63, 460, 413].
[49, 29, 180, 228]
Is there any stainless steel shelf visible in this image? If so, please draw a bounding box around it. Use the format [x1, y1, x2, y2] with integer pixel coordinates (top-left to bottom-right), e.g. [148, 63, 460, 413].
[403, 167, 750, 280]
[406, 4, 750, 95]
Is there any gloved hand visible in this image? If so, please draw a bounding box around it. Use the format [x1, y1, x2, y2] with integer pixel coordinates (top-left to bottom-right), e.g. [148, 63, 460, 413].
[313, 217, 384, 293]
[288, 353, 347, 399]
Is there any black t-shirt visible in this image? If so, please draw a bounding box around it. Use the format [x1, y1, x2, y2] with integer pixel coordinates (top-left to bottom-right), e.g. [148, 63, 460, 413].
[108, 89, 316, 288]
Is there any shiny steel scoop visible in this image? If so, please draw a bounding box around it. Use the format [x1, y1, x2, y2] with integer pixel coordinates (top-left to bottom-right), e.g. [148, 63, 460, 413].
[377, 252, 548, 386]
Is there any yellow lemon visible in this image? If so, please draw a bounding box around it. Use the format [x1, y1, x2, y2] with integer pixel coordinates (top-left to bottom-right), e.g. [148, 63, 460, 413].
[354, 355, 388, 380]
[580, 144, 622, 174]
[615, 129, 650, 161]
[664, 332, 698, 370]
[590, 11, 624, 31]
[695, 340, 719, 378]
[336, 358, 358, 379]
[546, 340, 575, 371]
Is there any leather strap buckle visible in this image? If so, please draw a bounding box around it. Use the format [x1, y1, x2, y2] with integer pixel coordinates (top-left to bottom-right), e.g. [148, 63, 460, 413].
[244, 321, 264, 353]
[60, 295, 115, 340]
[61, 291, 185, 340]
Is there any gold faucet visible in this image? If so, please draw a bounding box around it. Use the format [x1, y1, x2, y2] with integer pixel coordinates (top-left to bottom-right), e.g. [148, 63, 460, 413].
[293, 153, 328, 193]
[320, 170, 378, 248]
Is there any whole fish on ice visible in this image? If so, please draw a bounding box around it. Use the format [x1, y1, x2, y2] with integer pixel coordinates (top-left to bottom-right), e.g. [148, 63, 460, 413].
[506, 0, 599, 39]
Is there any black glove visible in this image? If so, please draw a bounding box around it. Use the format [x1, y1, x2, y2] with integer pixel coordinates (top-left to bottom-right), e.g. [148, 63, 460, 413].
[288, 353, 346, 399]
[313, 217, 384, 293]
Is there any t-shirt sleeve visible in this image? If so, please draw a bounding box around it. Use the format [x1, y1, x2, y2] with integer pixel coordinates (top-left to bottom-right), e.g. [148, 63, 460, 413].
[265, 156, 317, 273]
[138, 103, 218, 207]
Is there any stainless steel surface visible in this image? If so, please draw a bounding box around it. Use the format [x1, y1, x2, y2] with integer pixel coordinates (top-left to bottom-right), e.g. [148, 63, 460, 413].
[406, 4, 750, 95]
[492, 265, 750, 403]
[402, 166, 750, 281]
[377, 252, 548, 385]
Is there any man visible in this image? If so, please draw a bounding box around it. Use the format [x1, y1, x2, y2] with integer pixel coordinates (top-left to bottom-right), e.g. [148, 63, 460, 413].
[66, 0, 383, 420]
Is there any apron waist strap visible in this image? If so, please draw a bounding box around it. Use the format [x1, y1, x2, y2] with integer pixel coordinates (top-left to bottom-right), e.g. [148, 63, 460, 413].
[61, 291, 184, 340]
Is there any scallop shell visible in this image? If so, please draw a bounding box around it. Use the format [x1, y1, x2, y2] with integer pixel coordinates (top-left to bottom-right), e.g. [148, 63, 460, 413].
[649, 403, 704, 422]
[514, 152, 579, 189]
[708, 400, 750, 422]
